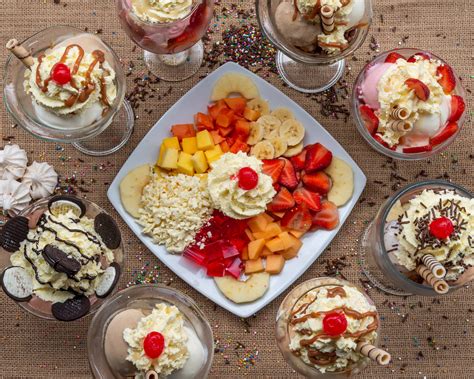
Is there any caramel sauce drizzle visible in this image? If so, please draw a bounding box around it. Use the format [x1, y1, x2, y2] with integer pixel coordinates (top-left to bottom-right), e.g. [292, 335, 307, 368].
[327, 286, 347, 298]
[303, 0, 321, 20]
[292, 0, 299, 21]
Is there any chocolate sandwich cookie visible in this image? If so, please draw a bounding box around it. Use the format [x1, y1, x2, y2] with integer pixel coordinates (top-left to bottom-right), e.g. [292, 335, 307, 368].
[1, 266, 33, 302]
[94, 213, 121, 249]
[52, 295, 91, 321]
[0, 216, 29, 253]
[48, 195, 86, 218]
[95, 262, 121, 298]
[42, 244, 81, 276]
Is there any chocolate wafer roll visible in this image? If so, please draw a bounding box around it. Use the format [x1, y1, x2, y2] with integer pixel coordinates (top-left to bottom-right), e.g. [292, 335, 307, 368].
[320, 5, 335, 34]
[145, 370, 158, 379]
[6, 39, 34, 68]
[421, 254, 446, 279]
[390, 106, 410, 120]
[387, 119, 413, 133]
[356, 341, 391, 366]
[416, 264, 449, 294]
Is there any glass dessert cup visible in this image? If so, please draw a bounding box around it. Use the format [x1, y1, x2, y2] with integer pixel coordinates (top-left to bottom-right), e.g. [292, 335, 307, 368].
[360, 180, 473, 296]
[276, 277, 381, 378]
[352, 48, 467, 160]
[3, 25, 134, 156]
[0, 196, 125, 320]
[87, 284, 214, 379]
[116, 0, 214, 81]
[256, 0, 372, 93]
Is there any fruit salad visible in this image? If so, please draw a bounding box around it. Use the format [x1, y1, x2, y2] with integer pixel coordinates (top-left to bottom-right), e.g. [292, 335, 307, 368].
[119, 72, 355, 304]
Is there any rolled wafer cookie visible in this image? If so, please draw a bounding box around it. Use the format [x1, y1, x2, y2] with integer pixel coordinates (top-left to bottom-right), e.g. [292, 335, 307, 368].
[390, 106, 410, 120]
[421, 254, 446, 279]
[416, 264, 449, 294]
[145, 370, 158, 379]
[6, 39, 34, 68]
[356, 341, 391, 365]
[320, 5, 335, 34]
[387, 119, 413, 133]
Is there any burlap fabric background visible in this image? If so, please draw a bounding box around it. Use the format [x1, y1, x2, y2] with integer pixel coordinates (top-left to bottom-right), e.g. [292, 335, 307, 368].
[0, 0, 473, 378]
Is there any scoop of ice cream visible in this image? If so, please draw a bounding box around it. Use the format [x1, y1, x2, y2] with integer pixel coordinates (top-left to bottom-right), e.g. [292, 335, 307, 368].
[412, 94, 451, 137]
[347, 0, 365, 28]
[131, 0, 193, 23]
[360, 63, 394, 109]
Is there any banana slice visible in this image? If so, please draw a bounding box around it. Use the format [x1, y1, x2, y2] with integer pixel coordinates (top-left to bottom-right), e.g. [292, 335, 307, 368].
[283, 142, 304, 157]
[119, 164, 151, 218]
[279, 119, 305, 146]
[271, 107, 294, 122]
[270, 137, 288, 157]
[247, 122, 264, 146]
[247, 98, 270, 116]
[214, 273, 270, 303]
[251, 140, 275, 160]
[257, 115, 281, 140]
[324, 157, 354, 207]
[211, 73, 260, 101]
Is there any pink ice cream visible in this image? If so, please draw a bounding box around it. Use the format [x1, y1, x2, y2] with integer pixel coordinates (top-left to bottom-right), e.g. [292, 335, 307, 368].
[360, 63, 394, 109]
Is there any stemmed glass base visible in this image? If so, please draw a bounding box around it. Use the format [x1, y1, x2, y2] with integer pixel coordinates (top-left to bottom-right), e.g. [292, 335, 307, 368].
[143, 40, 204, 82]
[276, 51, 345, 93]
[72, 100, 135, 156]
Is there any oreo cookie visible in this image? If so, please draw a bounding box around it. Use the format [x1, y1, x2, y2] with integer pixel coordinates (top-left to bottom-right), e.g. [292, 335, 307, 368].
[48, 195, 86, 218]
[51, 295, 91, 321]
[94, 213, 121, 249]
[1, 266, 33, 302]
[95, 262, 121, 298]
[0, 216, 29, 253]
[42, 245, 81, 276]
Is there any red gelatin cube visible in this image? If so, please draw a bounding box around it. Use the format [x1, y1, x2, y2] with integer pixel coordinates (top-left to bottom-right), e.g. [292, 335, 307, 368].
[222, 243, 240, 260]
[229, 237, 247, 253]
[226, 257, 243, 279]
[183, 247, 207, 267]
[206, 261, 226, 277]
[203, 240, 226, 263]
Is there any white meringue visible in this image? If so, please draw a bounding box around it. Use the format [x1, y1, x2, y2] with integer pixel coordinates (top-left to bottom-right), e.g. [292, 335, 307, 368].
[0, 144, 28, 180]
[22, 161, 58, 200]
[0, 179, 31, 217]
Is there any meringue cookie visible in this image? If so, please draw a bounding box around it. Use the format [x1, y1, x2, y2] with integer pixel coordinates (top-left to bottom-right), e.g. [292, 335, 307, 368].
[0, 179, 31, 217]
[0, 144, 28, 180]
[22, 161, 58, 200]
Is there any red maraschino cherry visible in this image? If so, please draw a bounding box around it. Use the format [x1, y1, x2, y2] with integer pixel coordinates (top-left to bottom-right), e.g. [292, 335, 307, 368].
[143, 331, 165, 359]
[429, 217, 454, 239]
[51, 63, 71, 85]
[237, 167, 259, 190]
[322, 312, 348, 336]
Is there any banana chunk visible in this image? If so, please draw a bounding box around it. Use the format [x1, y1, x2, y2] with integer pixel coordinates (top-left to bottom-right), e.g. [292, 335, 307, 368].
[324, 157, 354, 207]
[279, 119, 305, 146]
[251, 140, 275, 160]
[283, 141, 304, 157]
[258, 115, 281, 140]
[120, 164, 151, 218]
[270, 137, 288, 157]
[271, 107, 294, 122]
[247, 122, 264, 145]
[214, 273, 270, 303]
[247, 97, 270, 115]
[211, 72, 259, 101]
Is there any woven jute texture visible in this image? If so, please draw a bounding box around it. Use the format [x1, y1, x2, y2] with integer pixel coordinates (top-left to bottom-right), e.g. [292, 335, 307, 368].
[0, 0, 473, 378]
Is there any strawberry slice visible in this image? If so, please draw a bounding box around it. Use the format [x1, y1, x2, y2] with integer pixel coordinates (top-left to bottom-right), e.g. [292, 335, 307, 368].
[449, 95, 465, 122]
[430, 121, 458, 146]
[267, 187, 295, 212]
[293, 188, 322, 212]
[407, 52, 431, 62]
[405, 78, 430, 101]
[310, 200, 339, 231]
[402, 144, 433, 153]
[279, 158, 298, 190]
[273, 182, 281, 192]
[385, 52, 405, 63]
[302, 172, 331, 194]
[262, 159, 285, 184]
[290, 149, 307, 171]
[281, 204, 312, 233]
[305, 143, 333, 173]
[373, 133, 397, 151]
[437, 64, 456, 94]
[359, 105, 379, 135]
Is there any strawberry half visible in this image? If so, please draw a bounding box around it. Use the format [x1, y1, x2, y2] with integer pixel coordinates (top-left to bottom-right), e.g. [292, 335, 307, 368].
[290, 149, 307, 171]
[402, 145, 433, 153]
[302, 172, 331, 194]
[293, 188, 322, 212]
[405, 78, 430, 101]
[281, 204, 312, 233]
[449, 95, 465, 122]
[437, 64, 456, 94]
[279, 158, 298, 190]
[373, 133, 397, 151]
[310, 200, 339, 231]
[262, 159, 285, 184]
[359, 105, 379, 135]
[407, 52, 431, 63]
[430, 121, 458, 146]
[267, 187, 295, 212]
[385, 52, 405, 63]
[304, 143, 333, 173]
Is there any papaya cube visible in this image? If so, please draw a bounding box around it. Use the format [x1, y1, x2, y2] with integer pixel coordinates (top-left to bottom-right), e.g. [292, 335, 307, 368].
[245, 258, 264, 274]
[204, 144, 223, 164]
[220, 141, 230, 153]
[254, 222, 282, 240]
[241, 246, 249, 261]
[262, 213, 274, 223]
[191, 151, 209, 173]
[163, 136, 181, 151]
[171, 124, 196, 140]
[260, 247, 273, 257]
[159, 147, 179, 170]
[265, 254, 285, 274]
[196, 130, 214, 151]
[289, 229, 305, 239]
[278, 232, 294, 250]
[247, 214, 270, 234]
[181, 137, 198, 155]
[243, 107, 260, 121]
[280, 235, 303, 260]
[177, 152, 194, 176]
[223, 97, 247, 114]
[248, 239, 266, 260]
[265, 237, 285, 253]
[245, 228, 255, 241]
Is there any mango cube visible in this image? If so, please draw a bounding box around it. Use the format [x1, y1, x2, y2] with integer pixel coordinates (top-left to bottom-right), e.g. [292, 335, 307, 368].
[191, 151, 209, 174]
[204, 144, 223, 163]
[159, 147, 179, 170]
[196, 130, 214, 151]
[181, 137, 198, 154]
[163, 136, 181, 151]
[156, 145, 165, 166]
[177, 152, 194, 176]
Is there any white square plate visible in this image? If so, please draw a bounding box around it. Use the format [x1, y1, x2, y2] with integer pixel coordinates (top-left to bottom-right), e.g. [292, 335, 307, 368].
[108, 62, 366, 318]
